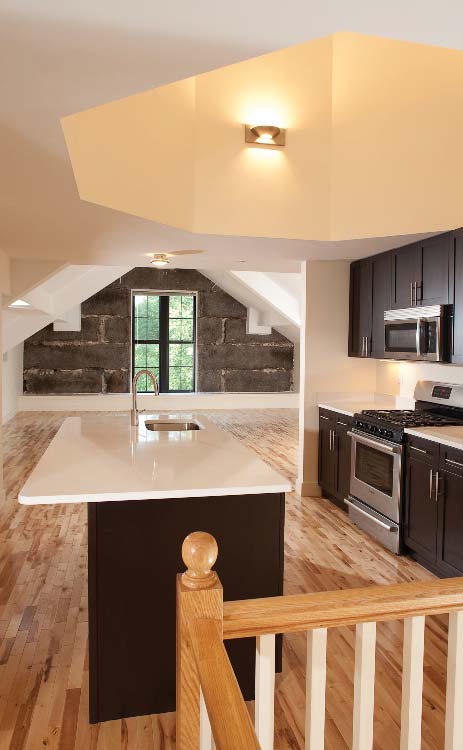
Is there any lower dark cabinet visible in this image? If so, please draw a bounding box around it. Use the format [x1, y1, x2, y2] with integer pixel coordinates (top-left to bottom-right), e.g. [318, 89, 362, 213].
[404, 436, 463, 577]
[319, 409, 353, 509]
[405, 457, 438, 564]
[438, 470, 463, 576]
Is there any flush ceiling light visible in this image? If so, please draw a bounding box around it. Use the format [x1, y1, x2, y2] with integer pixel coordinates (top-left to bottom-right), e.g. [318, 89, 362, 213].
[9, 299, 31, 308]
[150, 253, 169, 267]
[245, 124, 286, 146]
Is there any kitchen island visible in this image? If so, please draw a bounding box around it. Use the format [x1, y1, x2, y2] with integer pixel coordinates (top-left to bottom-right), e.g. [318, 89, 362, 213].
[19, 413, 291, 723]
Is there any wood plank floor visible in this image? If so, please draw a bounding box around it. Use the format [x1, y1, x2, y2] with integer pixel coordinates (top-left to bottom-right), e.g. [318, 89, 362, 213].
[0, 409, 446, 749]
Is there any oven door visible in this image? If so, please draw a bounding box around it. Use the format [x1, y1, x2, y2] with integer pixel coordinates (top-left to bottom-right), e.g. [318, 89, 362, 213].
[348, 430, 402, 523]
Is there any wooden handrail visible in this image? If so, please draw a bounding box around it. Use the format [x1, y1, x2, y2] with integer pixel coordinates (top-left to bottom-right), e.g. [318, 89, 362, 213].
[176, 532, 260, 750]
[223, 577, 463, 639]
[188, 617, 260, 750]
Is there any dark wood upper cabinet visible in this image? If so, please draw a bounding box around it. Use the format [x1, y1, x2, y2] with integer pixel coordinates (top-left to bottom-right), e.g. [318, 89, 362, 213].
[349, 261, 372, 357]
[450, 232, 463, 363]
[420, 233, 451, 306]
[391, 234, 450, 309]
[370, 253, 392, 358]
[391, 242, 421, 309]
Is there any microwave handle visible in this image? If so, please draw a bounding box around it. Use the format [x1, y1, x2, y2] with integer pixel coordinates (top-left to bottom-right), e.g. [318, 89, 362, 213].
[416, 319, 422, 358]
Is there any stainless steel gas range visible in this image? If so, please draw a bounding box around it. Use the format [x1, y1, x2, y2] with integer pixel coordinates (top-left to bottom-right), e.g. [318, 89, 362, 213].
[346, 380, 463, 554]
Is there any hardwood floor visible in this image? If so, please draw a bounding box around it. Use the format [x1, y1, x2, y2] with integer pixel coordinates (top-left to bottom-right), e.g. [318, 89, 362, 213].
[0, 409, 444, 749]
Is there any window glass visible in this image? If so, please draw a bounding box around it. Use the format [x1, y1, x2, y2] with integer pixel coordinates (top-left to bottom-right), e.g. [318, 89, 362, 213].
[132, 293, 195, 393]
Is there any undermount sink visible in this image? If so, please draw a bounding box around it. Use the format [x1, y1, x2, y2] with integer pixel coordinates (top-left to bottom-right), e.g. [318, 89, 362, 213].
[144, 420, 201, 432]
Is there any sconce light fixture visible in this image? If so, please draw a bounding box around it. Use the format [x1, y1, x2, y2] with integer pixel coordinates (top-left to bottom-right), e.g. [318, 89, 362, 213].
[150, 253, 169, 267]
[245, 124, 286, 146]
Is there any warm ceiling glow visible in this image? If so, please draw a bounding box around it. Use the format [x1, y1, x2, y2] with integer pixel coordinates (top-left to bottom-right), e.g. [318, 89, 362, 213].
[150, 253, 169, 267]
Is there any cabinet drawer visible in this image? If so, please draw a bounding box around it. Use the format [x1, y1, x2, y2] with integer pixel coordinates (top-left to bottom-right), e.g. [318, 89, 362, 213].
[406, 435, 439, 465]
[319, 408, 337, 426]
[439, 445, 463, 477]
[335, 414, 352, 430]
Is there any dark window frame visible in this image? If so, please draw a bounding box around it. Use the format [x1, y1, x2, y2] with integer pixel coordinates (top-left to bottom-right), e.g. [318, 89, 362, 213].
[131, 291, 197, 394]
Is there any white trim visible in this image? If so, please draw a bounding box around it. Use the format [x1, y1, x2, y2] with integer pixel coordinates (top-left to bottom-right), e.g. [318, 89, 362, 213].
[296, 480, 321, 498]
[17, 391, 299, 412]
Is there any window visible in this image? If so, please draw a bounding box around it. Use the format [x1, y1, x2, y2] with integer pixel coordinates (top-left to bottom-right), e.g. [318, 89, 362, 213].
[132, 293, 196, 393]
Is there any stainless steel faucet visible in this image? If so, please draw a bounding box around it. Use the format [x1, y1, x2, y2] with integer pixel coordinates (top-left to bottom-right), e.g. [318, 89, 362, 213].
[131, 369, 160, 426]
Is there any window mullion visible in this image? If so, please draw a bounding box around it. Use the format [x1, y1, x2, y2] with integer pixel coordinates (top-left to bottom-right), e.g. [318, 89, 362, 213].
[159, 296, 170, 393]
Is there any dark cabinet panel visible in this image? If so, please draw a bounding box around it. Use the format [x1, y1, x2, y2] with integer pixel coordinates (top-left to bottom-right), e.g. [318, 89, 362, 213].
[391, 243, 421, 309]
[349, 261, 372, 357]
[451, 233, 463, 363]
[335, 418, 352, 504]
[438, 470, 463, 575]
[319, 409, 352, 508]
[319, 411, 337, 496]
[371, 253, 391, 358]
[405, 457, 438, 563]
[421, 234, 450, 306]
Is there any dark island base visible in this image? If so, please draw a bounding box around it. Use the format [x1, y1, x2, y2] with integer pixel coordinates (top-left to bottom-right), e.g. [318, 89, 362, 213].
[88, 492, 285, 723]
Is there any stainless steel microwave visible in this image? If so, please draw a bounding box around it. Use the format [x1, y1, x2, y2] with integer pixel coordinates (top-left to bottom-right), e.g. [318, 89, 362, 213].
[383, 305, 448, 361]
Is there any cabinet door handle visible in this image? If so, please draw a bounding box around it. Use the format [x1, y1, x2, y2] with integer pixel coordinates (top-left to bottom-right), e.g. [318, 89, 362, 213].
[410, 445, 427, 454]
[445, 457, 463, 469]
[435, 471, 440, 502]
[429, 468, 433, 501]
[365, 336, 369, 356]
[410, 282, 414, 306]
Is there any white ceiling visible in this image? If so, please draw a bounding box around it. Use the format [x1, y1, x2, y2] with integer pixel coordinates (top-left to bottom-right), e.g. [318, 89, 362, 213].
[1, 0, 461, 271]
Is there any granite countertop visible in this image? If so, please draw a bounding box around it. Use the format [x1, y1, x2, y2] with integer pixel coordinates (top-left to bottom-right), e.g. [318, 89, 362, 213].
[19, 414, 292, 505]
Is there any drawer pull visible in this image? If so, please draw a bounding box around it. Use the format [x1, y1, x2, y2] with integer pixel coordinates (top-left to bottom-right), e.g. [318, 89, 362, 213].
[320, 415, 329, 421]
[337, 421, 348, 427]
[410, 445, 427, 454]
[445, 458, 463, 469]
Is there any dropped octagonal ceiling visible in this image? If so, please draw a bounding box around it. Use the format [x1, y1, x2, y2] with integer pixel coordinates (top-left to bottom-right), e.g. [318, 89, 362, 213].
[62, 32, 463, 243]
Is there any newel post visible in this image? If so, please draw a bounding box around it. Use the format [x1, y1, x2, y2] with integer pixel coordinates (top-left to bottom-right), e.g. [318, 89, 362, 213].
[176, 532, 223, 750]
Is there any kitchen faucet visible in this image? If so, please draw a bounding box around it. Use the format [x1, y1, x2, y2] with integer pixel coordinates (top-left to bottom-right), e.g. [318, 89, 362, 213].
[131, 369, 160, 426]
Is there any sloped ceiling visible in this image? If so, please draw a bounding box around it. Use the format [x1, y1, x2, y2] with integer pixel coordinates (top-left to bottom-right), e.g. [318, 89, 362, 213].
[2, 4, 463, 268]
[62, 32, 463, 242]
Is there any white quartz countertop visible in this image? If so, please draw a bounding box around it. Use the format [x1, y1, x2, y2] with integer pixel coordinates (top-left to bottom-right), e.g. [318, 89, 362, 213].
[405, 426, 463, 451]
[19, 414, 292, 505]
[318, 401, 395, 418]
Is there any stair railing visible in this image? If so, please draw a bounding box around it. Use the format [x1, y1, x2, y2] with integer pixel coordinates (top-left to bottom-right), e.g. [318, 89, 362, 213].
[176, 532, 463, 750]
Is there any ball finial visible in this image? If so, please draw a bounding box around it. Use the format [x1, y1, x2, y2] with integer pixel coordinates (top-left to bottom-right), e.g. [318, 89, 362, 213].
[181, 531, 218, 589]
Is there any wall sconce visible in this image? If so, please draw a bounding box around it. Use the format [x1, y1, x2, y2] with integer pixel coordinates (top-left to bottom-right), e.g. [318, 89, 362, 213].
[245, 124, 286, 146]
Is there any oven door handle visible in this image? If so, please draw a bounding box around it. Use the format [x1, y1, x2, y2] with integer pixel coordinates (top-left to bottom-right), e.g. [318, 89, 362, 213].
[347, 431, 399, 454]
[344, 498, 396, 532]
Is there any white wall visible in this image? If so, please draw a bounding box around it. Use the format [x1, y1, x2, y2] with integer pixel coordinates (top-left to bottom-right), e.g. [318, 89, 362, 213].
[2, 344, 23, 425]
[297, 261, 378, 496]
[377, 360, 463, 405]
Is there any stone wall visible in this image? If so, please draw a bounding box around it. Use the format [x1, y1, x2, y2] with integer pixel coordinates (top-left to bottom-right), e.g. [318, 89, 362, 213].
[23, 269, 294, 393]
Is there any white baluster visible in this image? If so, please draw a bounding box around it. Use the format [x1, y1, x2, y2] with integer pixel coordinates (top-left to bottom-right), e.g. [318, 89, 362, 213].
[353, 621, 376, 750]
[305, 628, 327, 750]
[255, 633, 275, 750]
[200, 688, 214, 750]
[445, 610, 463, 750]
[400, 616, 425, 750]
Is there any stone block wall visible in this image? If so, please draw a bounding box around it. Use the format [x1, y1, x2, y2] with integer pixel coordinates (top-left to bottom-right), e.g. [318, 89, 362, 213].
[23, 269, 294, 394]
